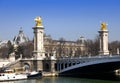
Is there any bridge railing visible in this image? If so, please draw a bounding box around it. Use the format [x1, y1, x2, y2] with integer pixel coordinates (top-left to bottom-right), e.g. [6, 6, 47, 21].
[58, 55, 120, 60]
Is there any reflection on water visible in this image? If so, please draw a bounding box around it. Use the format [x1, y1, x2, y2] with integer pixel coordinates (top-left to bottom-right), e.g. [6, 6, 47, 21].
[1, 74, 120, 83]
[74, 72, 120, 81]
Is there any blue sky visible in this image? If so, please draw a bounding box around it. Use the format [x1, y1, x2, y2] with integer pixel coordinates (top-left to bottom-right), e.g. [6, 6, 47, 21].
[0, 0, 120, 42]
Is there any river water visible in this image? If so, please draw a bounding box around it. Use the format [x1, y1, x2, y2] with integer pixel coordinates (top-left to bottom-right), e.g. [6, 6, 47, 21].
[1, 75, 120, 83]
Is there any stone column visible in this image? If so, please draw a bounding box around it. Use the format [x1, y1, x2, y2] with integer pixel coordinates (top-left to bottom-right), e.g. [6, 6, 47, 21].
[98, 22, 109, 55]
[32, 17, 45, 60]
[32, 16, 45, 71]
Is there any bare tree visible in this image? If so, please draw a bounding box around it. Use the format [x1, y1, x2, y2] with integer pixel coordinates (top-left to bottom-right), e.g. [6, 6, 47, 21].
[109, 41, 120, 55]
[58, 38, 66, 57]
[86, 35, 99, 56]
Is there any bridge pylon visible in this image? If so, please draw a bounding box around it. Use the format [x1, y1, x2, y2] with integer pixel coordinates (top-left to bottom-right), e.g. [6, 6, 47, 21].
[32, 16, 45, 71]
[32, 16, 45, 60]
[98, 22, 109, 55]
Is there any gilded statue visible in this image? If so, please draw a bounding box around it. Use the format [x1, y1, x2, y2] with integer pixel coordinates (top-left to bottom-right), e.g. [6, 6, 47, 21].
[34, 16, 42, 26]
[100, 22, 107, 30]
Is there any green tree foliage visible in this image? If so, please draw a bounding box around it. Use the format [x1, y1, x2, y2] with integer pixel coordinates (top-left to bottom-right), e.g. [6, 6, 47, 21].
[14, 41, 34, 59]
[15, 45, 24, 59]
[7, 40, 14, 55]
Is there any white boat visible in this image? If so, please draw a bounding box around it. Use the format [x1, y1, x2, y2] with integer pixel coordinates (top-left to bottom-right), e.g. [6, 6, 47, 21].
[27, 71, 42, 78]
[0, 73, 27, 81]
[0, 69, 27, 81]
[0, 70, 42, 81]
[0, 68, 42, 81]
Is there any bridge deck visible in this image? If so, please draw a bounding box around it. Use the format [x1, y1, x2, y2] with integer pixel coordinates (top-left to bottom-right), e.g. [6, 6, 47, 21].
[57, 55, 120, 76]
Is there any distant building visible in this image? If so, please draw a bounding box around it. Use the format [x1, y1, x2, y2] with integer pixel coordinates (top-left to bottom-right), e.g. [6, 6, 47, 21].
[0, 28, 29, 48]
[13, 28, 29, 45]
[44, 34, 86, 58]
[0, 29, 86, 58]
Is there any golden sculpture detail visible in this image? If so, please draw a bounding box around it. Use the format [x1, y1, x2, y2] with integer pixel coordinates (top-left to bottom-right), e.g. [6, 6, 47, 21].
[100, 22, 107, 30]
[34, 16, 42, 26]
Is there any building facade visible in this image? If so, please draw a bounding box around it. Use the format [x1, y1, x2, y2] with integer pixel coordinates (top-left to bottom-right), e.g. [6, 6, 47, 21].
[44, 34, 86, 58]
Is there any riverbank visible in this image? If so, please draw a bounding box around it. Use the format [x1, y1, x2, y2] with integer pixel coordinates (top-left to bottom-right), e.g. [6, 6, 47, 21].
[42, 72, 59, 77]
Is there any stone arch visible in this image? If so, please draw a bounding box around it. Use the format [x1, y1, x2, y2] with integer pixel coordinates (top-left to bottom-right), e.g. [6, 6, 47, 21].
[65, 63, 67, 68]
[44, 63, 50, 72]
[23, 63, 30, 72]
[69, 63, 72, 67]
[61, 63, 64, 70]
[55, 63, 57, 71]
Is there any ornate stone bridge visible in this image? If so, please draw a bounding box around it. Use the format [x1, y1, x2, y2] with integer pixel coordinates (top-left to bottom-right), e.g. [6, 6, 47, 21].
[4, 55, 120, 76]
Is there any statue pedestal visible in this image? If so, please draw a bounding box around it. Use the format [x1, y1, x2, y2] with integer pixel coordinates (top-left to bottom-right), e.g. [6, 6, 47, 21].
[98, 30, 109, 55]
[32, 26, 45, 60]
